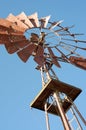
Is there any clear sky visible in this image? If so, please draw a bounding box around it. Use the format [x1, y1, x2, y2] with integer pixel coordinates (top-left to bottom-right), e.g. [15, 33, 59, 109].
[0, 0, 86, 130]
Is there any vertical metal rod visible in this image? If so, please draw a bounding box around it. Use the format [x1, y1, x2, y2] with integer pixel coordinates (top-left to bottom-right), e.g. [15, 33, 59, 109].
[72, 102, 86, 126]
[67, 96, 86, 126]
[53, 92, 71, 130]
[70, 107, 83, 130]
[66, 114, 74, 130]
[40, 67, 45, 87]
[50, 68, 58, 80]
[44, 103, 50, 130]
[44, 64, 51, 80]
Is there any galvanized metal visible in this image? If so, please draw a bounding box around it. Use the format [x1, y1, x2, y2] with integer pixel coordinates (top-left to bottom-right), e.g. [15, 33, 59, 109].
[44, 103, 50, 130]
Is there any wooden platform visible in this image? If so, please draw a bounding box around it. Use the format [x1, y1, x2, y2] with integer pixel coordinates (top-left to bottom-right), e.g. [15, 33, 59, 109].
[30, 78, 82, 116]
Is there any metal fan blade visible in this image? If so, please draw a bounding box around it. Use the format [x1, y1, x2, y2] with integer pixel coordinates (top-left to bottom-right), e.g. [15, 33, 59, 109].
[40, 15, 51, 28]
[48, 47, 61, 68]
[6, 13, 28, 31]
[0, 18, 15, 32]
[0, 30, 24, 35]
[49, 20, 63, 30]
[69, 56, 86, 70]
[0, 18, 24, 33]
[0, 33, 26, 44]
[17, 43, 37, 62]
[0, 30, 24, 44]
[16, 12, 34, 29]
[34, 45, 45, 66]
[5, 39, 29, 54]
[28, 12, 39, 27]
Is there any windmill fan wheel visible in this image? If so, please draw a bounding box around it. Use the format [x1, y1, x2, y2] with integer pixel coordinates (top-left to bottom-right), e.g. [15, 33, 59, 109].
[0, 12, 86, 70]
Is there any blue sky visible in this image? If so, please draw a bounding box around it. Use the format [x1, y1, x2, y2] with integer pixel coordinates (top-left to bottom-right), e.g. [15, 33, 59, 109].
[0, 1, 86, 130]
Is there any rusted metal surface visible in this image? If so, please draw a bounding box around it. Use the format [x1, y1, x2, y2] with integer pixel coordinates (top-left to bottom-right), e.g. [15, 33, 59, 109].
[40, 15, 51, 28]
[0, 18, 24, 33]
[0, 12, 86, 69]
[7, 13, 28, 31]
[0, 33, 25, 44]
[34, 45, 45, 66]
[5, 39, 29, 54]
[16, 12, 33, 28]
[48, 47, 61, 68]
[0, 12, 85, 130]
[69, 56, 86, 70]
[17, 43, 37, 62]
[28, 12, 39, 27]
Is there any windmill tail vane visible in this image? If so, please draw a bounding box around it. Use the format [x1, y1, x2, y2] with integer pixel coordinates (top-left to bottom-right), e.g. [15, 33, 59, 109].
[0, 11, 86, 70]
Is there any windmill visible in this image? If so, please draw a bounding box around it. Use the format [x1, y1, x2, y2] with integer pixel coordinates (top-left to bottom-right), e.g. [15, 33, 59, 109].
[0, 12, 86, 130]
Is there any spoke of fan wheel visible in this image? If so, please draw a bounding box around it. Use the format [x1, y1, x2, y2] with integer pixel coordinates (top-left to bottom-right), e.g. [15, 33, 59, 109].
[59, 44, 82, 57]
[59, 33, 84, 36]
[60, 41, 86, 51]
[55, 46, 70, 63]
[54, 25, 75, 33]
[60, 41, 78, 53]
[57, 25, 76, 38]
[62, 38, 86, 43]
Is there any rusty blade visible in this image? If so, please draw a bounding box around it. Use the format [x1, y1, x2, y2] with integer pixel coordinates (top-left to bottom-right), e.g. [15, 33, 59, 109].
[0, 29, 23, 36]
[34, 45, 45, 66]
[0, 33, 26, 44]
[16, 12, 34, 29]
[40, 15, 51, 28]
[7, 13, 28, 31]
[0, 30, 23, 35]
[5, 39, 29, 54]
[48, 47, 61, 68]
[69, 56, 86, 70]
[17, 43, 37, 62]
[49, 20, 63, 30]
[0, 18, 24, 33]
[30, 33, 39, 43]
[0, 30, 10, 35]
[0, 30, 24, 44]
[28, 12, 39, 27]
